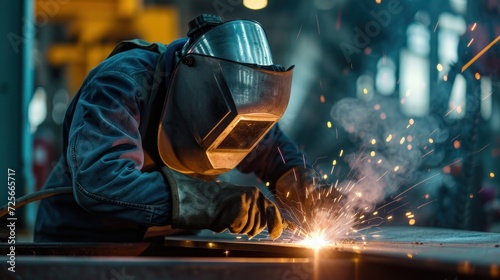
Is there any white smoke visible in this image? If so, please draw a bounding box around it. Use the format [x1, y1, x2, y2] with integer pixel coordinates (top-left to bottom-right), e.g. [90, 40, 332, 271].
[330, 96, 449, 212]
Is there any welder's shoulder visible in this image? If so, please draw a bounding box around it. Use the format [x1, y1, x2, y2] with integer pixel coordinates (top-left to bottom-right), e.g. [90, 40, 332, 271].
[91, 48, 160, 80]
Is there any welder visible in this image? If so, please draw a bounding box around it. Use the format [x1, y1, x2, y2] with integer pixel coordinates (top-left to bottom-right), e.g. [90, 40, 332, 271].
[35, 14, 326, 242]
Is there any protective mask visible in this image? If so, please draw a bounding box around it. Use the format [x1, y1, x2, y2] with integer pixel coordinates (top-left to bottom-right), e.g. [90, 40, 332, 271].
[158, 15, 294, 176]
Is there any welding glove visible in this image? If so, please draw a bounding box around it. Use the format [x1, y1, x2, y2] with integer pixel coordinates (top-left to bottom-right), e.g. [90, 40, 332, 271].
[162, 167, 283, 239]
[275, 167, 342, 228]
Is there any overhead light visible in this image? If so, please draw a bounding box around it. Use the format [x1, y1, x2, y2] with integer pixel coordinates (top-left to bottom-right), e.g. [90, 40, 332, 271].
[243, 0, 268, 10]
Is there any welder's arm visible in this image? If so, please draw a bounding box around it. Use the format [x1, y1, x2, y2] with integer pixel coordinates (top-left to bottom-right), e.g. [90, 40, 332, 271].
[237, 125, 313, 221]
[237, 124, 307, 186]
[67, 70, 172, 226]
[161, 167, 283, 239]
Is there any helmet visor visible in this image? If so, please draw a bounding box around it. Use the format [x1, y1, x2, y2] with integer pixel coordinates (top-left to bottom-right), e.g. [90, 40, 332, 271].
[158, 54, 293, 174]
[185, 19, 274, 66]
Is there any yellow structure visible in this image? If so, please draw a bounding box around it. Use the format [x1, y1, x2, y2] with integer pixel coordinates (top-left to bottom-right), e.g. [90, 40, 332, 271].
[35, 0, 180, 95]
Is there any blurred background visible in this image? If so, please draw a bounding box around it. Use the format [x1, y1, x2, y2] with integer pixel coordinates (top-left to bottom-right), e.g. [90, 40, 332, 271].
[1, 0, 500, 240]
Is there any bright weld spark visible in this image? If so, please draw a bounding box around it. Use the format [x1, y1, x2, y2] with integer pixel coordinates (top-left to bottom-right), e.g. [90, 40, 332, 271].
[467, 38, 474, 48]
[471, 22, 477, 31]
[433, 20, 439, 32]
[296, 210, 359, 249]
[295, 24, 303, 41]
[444, 106, 457, 116]
[375, 197, 404, 212]
[417, 199, 437, 209]
[300, 231, 329, 249]
[377, 170, 388, 181]
[475, 143, 491, 154]
[482, 90, 493, 101]
[462, 35, 500, 72]
[283, 186, 366, 248]
[421, 149, 434, 158]
[330, 160, 337, 174]
[316, 12, 321, 35]
[394, 173, 440, 199]
[387, 202, 410, 213]
[277, 147, 286, 164]
[449, 134, 460, 143]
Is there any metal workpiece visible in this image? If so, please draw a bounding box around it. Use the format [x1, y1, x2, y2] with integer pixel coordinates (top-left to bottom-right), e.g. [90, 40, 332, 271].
[1, 227, 499, 280]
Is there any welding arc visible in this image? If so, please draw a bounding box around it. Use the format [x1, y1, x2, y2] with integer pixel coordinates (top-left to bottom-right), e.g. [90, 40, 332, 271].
[0, 187, 73, 218]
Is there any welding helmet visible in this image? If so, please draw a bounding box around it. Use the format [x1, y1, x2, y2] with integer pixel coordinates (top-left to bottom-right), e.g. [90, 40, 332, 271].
[158, 14, 294, 176]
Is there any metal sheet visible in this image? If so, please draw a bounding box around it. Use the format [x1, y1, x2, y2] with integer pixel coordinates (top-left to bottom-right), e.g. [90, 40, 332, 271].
[1, 227, 499, 280]
[163, 226, 500, 277]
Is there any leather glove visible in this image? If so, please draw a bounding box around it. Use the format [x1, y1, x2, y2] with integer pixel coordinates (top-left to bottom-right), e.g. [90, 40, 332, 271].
[275, 167, 342, 229]
[162, 167, 283, 239]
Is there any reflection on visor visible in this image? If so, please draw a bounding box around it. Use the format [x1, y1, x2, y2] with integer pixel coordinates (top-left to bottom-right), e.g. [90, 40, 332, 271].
[216, 120, 274, 150]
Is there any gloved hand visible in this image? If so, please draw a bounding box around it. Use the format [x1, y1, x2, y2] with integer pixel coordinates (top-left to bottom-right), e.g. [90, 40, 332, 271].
[274, 167, 342, 229]
[161, 167, 283, 239]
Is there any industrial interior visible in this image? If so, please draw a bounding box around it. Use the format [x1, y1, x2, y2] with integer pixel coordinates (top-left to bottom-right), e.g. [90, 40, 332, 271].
[1, 0, 500, 279]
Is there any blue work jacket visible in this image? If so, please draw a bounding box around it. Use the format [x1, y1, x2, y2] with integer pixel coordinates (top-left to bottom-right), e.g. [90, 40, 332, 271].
[34, 38, 305, 242]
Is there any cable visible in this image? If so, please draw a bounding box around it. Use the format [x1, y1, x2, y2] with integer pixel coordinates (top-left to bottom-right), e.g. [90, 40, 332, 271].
[0, 187, 73, 218]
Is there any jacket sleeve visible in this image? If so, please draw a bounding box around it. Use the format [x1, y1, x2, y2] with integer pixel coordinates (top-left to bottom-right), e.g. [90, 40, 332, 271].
[67, 68, 172, 226]
[237, 124, 309, 188]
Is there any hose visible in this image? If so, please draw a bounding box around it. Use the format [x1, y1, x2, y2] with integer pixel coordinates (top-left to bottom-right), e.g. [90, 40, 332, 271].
[0, 187, 73, 218]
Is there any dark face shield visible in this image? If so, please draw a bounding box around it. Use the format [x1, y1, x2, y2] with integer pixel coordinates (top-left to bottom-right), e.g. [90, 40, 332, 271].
[158, 54, 293, 175]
